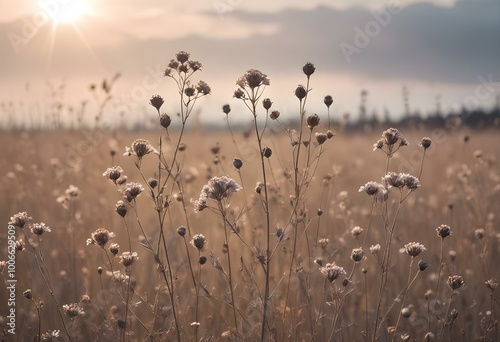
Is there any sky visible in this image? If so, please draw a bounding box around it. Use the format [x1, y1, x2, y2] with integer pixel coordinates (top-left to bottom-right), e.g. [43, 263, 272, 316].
[1, 0, 499, 128]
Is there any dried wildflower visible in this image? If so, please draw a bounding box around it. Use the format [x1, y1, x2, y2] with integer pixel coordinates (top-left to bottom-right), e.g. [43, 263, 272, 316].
[196, 80, 211, 95]
[176, 51, 190, 64]
[436, 224, 452, 239]
[295, 85, 307, 100]
[381, 127, 409, 147]
[318, 238, 329, 248]
[159, 113, 171, 129]
[307, 114, 320, 128]
[123, 182, 144, 202]
[199, 256, 207, 265]
[233, 88, 245, 99]
[475, 228, 485, 239]
[97, 267, 103, 275]
[418, 260, 429, 271]
[485, 278, 498, 291]
[177, 226, 187, 237]
[359, 181, 388, 202]
[222, 104, 231, 114]
[384, 172, 420, 190]
[15, 239, 25, 251]
[314, 258, 323, 266]
[448, 250, 457, 262]
[23, 289, 32, 300]
[190, 322, 200, 327]
[41, 330, 60, 341]
[351, 248, 365, 262]
[317, 208, 323, 216]
[119, 252, 139, 267]
[405, 242, 426, 257]
[255, 182, 263, 194]
[262, 147, 272, 158]
[30, 222, 51, 236]
[0, 261, 6, 273]
[448, 275, 465, 290]
[63, 303, 85, 319]
[103, 166, 123, 182]
[196, 176, 241, 204]
[65, 185, 80, 199]
[184, 86, 196, 97]
[233, 157, 243, 170]
[320, 262, 346, 283]
[9, 212, 32, 228]
[189, 60, 202, 71]
[326, 130, 335, 139]
[447, 309, 458, 325]
[115, 200, 127, 217]
[262, 98, 272, 110]
[149, 95, 164, 111]
[302, 62, 315, 76]
[124, 139, 158, 159]
[373, 139, 384, 151]
[109, 243, 120, 255]
[351, 226, 363, 238]
[87, 228, 115, 248]
[270, 110, 280, 120]
[424, 332, 435, 342]
[421, 137, 432, 149]
[117, 176, 128, 186]
[401, 307, 411, 318]
[324, 95, 333, 108]
[236, 69, 270, 89]
[191, 234, 206, 251]
[370, 244, 381, 253]
[274, 226, 289, 242]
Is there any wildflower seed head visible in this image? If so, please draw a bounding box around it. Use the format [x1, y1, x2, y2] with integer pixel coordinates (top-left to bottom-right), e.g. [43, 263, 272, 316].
[302, 62, 316, 76]
[307, 113, 320, 128]
[295, 85, 307, 100]
[222, 104, 231, 114]
[109, 243, 120, 255]
[97, 267, 103, 275]
[381, 127, 409, 147]
[359, 181, 388, 202]
[233, 88, 245, 99]
[317, 208, 323, 216]
[255, 182, 262, 194]
[30, 222, 51, 236]
[436, 224, 452, 239]
[87, 228, 115, 248]
[351, 226, 364, 238]
[146, 178, 158, 190]
[80, 295, 91, 304]
[475, 228, 485, 239]
[262, 98, 272, 110]
[41, 330, 60, 341]
[233, 157, 243, 170]
[320, 262, 346, 283]
[314, 258, 323, 266]
[115, 200, 127, 217]
[176, 51, 190, 64]
[424, 332, 435, 342]
[159, 113, 171, 129]
[0, 261, 6, 273]
[370, 244, 381, 253]
[262, 147, 272, 158]
[23, 289, 32, 300]
[9, 212, 32, 228]
[149, 95, 164, 111]
[125, 139, 158, 159]
[189, 60, 202, 71]
[63, 303, 85, 319]
[350, 248, 365, 262]
[164, 67, 172, 76]
[405, 242, 426, 257]
[196, 80, 211, 95]
[197, 176, 242, 204]
[123, 182, 144, 202]
[326, 130, 335, 139]
[103, 166, 123, 182]
[274, 226, 289, 242]
[119, 251, 139, 267]
[199, 256, 207, 265]
[15, 239, 25, 251]
[191, 234, 206, 251]
[65, 185, 80, 199]
[318, 238, 329, 248]
[401, 307, 411, 318]
[177, 226, 187, 237]
[269, 110, 280, 120]
[373, 139, 384, 151]
[448, 250, 457, 262]
[184, 86, 196, 97]
[324, 95, 333, 108]
[485, 278, 498, 291]
[421, 137, 432, 149]
[418, 260, 430, 271]
[237, 69, 270, 89]
[117, 176, 127, 186]
[448, 275, 465, 290]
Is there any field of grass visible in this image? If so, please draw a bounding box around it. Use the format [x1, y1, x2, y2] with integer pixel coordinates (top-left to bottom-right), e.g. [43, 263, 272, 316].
[1, 53, 500, 342]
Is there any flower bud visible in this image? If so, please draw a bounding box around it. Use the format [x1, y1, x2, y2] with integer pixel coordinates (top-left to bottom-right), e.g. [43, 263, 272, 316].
[295, 85, 307, 100]
[262, 98, 272, 110]
[302, 62, 315, 76]
[324, 95, 333, 108]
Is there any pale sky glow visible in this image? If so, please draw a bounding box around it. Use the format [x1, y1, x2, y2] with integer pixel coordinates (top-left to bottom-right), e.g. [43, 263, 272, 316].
[1, 0, 498, 128]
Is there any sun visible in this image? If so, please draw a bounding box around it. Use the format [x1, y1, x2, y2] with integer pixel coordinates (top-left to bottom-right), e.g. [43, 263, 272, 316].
[41, 0, 89, 24]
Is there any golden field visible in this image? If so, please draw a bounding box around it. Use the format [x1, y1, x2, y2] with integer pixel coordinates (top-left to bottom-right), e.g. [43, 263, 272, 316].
[1, 124, 499, 341]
